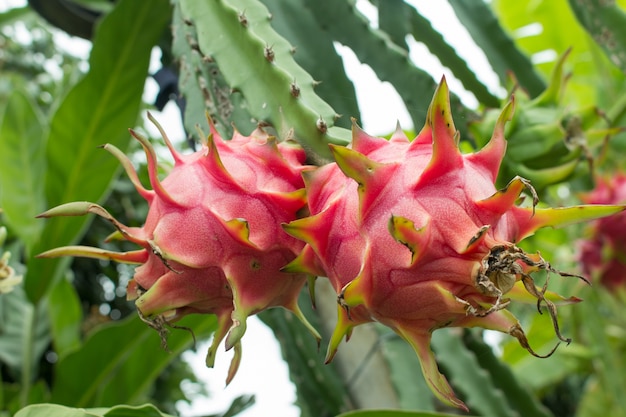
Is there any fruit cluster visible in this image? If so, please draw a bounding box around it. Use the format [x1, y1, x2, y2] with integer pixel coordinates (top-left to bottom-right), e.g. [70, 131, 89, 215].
[39, 79, 624, 409]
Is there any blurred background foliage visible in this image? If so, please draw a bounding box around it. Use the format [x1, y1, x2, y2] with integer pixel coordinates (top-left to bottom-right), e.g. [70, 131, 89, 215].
[1, 0, 626, 416]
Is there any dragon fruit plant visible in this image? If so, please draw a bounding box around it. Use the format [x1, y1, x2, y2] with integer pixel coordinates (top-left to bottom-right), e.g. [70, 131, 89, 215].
[37, 113, 320, 384]
[36, 79, 625, 409]
[284, 78, 625, 410]
[578, 173, 626, 291]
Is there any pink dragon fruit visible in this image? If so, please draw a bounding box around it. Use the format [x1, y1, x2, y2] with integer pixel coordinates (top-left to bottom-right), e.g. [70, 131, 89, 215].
[38, 113, 320, 383]
[578, 173, 626, 291]
[284, 78, 624, 410]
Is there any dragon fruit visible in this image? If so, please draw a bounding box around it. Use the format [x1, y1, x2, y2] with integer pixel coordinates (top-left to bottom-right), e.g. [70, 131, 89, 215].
[284, 78, 624, 410]
[37, 113, 320, 383]
[578, 173, 626, 291]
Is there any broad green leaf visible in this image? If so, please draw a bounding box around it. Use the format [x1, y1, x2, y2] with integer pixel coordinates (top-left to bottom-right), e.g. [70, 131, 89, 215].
[46, 276, 82, 359]
[0, 286, 50, 382]
[0, 90, 46, 254]
[25, 0, 171, 303]
[449, 0, 546, 97]
[97, 404, 176, 417]
[336, 410, 476, 417]
[50, 313, 217, 407]
[14, 404, 96, 417]
[14, 403, 176, 417]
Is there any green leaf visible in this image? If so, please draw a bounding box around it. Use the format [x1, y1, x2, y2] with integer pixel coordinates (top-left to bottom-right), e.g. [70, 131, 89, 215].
[25, 0, 171, 303]
[14, 404, 96, 417]
[336, 410, 476, 417]
[50, 313, 216, 407]
[0, 286, 50, 382]
[0, 90, 46, 254]
[14, 403, 176, 417]
[98, 404, 177, 417]
[46, 276, 82, 359]
[0, 286, 51, 408]
[449, 0, 546, 97]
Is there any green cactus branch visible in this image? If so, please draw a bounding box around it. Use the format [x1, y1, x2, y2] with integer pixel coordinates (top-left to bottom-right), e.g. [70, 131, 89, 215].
[177, 0, 350, 160]
[263, 0, 362, 129]
[449, 0, 546, 98]
[461, 330, 554, 417]
[377, 0, 500, 108]
[377, 327, 435, 411]
[172, 1, 256, 140]
[432, 329, 519, 417]
[568, 0, 626, 74]
[304, 0, 475, 132]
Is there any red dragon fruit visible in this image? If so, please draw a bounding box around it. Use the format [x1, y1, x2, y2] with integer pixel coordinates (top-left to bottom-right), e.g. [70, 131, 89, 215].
[578, 173, 626, 291]
[37, 113, 320, 383]
[283, 78, 624, 410]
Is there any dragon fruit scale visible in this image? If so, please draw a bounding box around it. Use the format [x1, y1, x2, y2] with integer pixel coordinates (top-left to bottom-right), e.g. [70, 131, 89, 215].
[283, 78, 625, 410]
[37, 113, 320, 383]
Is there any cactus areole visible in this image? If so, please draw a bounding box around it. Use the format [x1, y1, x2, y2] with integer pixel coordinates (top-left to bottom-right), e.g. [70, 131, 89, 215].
[283, 78, 624, 410]
[38, 78, 625, 410]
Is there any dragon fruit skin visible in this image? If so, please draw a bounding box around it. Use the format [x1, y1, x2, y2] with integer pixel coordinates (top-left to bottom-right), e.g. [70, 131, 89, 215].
[38, 114, 320, 382]
[284, 78, 625, 410]
[579, 174, 626, 290]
